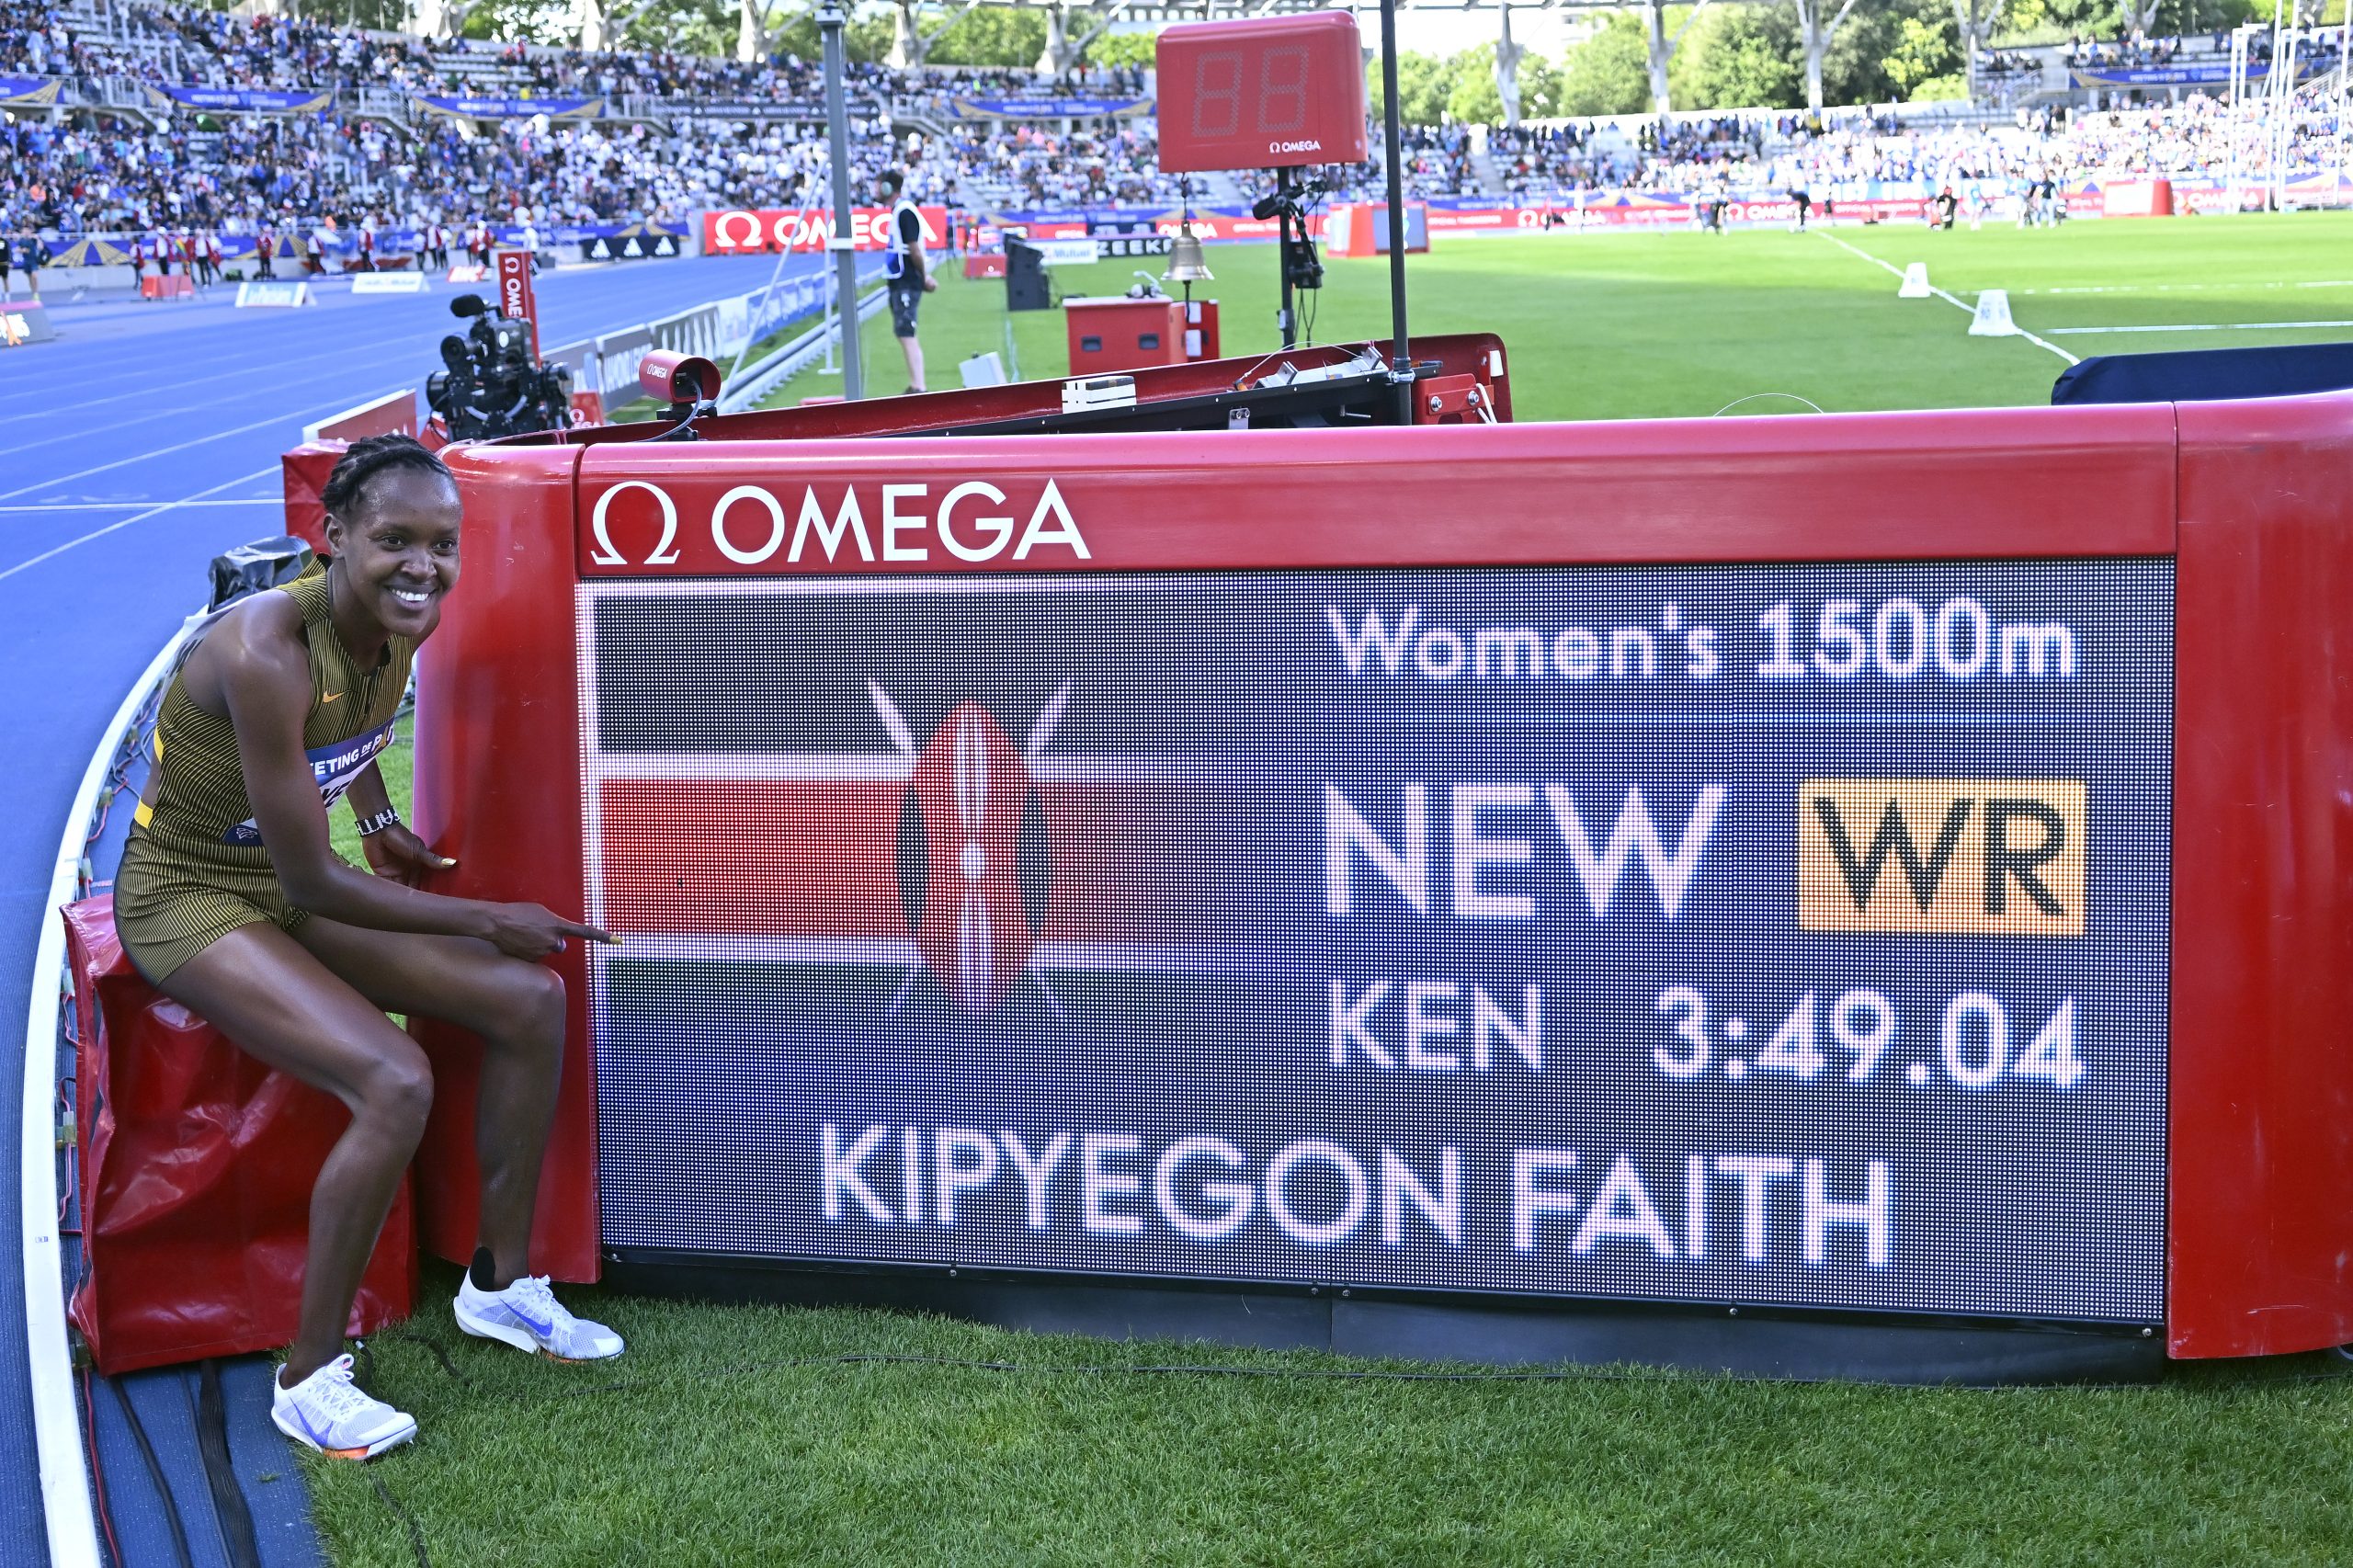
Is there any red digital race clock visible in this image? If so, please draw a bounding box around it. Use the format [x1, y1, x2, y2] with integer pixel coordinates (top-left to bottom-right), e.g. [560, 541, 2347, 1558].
[1155, 13, 1370, 174]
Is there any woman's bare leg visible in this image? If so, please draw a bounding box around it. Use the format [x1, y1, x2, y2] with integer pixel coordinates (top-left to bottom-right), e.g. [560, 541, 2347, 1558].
[158, 925, 435, 1385]
[293, 918, 566, 1289]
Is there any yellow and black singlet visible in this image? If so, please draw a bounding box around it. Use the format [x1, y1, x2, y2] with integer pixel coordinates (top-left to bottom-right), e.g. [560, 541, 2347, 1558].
[113, 561, 414, 983]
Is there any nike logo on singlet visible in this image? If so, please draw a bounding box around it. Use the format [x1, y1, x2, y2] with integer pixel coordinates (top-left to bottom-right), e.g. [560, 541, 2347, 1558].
[322, 690, 345, 704]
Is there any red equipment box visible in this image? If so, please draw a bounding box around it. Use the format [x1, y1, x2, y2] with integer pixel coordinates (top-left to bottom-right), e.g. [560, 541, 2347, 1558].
[1179, 298, 1220, 361]
[1154, 14, 1370, 174]
[417, 351, 2353, 1379]
[2104, 179, 2175, 218]
[1065, 296, 1188, 374]
[62, 900, 415, 1374]
[1326, 202, 1431, 257]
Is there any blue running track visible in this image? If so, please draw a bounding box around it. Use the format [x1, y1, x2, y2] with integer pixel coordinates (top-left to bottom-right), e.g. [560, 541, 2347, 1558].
[0, 251, 822, 1565]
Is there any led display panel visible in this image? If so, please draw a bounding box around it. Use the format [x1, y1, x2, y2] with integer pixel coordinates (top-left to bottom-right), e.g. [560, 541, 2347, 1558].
[1154, 14, 1370, 173]
[580, 560, 2172, 1323]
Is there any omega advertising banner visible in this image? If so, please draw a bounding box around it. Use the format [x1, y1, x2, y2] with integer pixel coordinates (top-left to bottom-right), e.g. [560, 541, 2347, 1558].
[950, 94, 1154, 119]
[0, 74, 63, 107]
[143, 84, 333, 113]
[701, 206, 949, 256]
[571, 474, 2171, 1324]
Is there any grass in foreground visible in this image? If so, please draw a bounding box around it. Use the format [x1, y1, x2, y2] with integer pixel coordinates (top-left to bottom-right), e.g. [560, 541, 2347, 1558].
[311, 1260, 2353, 1568]
[759, 210, 2353, 421]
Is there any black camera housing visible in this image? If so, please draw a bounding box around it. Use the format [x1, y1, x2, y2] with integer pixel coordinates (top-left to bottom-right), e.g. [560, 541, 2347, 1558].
[426, 294, 574, 441]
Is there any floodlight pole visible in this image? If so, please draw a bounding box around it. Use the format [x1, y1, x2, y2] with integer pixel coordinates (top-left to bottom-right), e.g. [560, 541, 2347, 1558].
[820, 0, 864, 401]
[1377, 0, 1414, 425]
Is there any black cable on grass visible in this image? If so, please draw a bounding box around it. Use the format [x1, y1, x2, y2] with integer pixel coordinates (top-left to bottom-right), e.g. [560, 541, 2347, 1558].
[367, 1471, 434, 1568]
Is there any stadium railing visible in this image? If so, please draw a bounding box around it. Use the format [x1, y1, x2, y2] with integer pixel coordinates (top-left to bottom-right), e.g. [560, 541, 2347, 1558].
[22, 627, 197, 1568]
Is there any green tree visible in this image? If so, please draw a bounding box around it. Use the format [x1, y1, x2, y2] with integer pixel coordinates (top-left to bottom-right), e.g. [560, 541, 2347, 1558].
[460, 0, 574, 45]
[1518, 51, 1564, 118]
[1674, 3, 1803, 108]
[1873, 5, 1962, 98]
[1557, 13, 1653, 116]
[1446, 42, 1505, 122]
[1366, 51, 1452, 125]
[1827, 0, 1957, 105]
[759, 7, 893, 63]
[617, 0, 737, 59]
[926, 6, 1049, 66]
[2000, 0, 2113, 38]
[1440, 42, 1566, 122]
[1082, 29, 1159, 71]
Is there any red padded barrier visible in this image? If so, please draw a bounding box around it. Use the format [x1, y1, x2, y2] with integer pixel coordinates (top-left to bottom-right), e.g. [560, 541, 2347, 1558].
[278, 443, 337, 556]
[410, 440, 602, 1282]
[62, 898, 415, 1374]
[2167, 392, 2353, 1358]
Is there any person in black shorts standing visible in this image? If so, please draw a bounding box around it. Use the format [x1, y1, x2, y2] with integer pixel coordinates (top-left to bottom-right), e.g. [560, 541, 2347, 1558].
[877, 170, 936, 394]
[14, 231, 45, 300]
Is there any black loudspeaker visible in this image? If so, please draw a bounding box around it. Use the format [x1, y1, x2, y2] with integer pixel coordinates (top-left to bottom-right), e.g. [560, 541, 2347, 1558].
[1005, 239, 1051, 312]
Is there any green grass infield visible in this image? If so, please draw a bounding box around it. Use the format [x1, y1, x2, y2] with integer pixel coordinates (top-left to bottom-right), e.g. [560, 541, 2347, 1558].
[758, 211, 2353, 420]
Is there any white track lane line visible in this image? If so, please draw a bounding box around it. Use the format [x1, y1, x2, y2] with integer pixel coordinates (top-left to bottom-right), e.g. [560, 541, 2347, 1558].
[0, 463, 280, 582]
[2015, 279, 2353, 295]
[0, 500, 285, 513]
[2044, 319, 2353, 335]
[1813, 230, 2081, 366]
[1, 261, 812, 420]
[5, 344, 461, 458]
[0, 317, 456, 423]
[0, 388, 404, 504]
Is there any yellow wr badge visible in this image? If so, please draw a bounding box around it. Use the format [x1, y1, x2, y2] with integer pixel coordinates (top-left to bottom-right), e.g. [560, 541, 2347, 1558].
[1798, 779, 2086, 937]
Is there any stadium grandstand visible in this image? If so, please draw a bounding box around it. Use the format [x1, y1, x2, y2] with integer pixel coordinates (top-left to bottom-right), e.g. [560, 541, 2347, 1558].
[6, 0, 2353, 1564]
[5, 0, 2348, 269]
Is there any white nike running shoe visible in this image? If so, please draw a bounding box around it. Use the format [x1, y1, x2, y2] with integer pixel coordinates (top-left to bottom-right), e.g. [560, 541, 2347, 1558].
[270, 1354, 417, 1460]
[454, 1272, 625, 1361]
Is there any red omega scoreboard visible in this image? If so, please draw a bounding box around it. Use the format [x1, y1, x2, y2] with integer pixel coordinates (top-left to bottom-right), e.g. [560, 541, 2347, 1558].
[1153, 14, 1370, 175]
[412, 352, 2353, 1381]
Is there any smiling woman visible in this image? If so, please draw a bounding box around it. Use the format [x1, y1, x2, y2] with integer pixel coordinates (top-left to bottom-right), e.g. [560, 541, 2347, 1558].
[107, 434, 627, 1463]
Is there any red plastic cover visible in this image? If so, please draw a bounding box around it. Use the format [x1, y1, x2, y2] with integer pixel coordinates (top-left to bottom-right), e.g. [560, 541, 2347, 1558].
[62, 897, 415, 1375]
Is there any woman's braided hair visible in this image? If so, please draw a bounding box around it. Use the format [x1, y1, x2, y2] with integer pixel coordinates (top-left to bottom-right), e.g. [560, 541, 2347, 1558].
[320, 434, 455, 528]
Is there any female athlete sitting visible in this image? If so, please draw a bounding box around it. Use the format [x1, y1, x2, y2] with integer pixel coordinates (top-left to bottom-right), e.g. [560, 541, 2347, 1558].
[113, 434, 621, 1461]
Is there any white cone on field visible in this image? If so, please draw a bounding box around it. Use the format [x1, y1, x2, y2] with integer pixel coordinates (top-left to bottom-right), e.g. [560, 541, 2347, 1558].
[1898, 262, 1932, 298]
[1969, 290, 2019, 336]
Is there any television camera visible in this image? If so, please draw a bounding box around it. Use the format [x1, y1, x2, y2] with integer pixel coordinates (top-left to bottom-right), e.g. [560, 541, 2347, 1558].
[426, 292, 574, 441]
[1252, 176, 1326, 349]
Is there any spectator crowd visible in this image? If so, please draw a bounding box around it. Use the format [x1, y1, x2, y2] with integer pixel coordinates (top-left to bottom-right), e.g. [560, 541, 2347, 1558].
[4, 0, 2347, 268]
